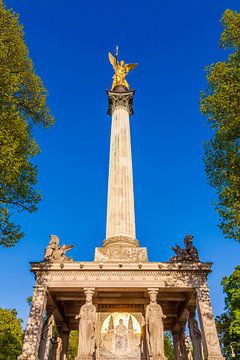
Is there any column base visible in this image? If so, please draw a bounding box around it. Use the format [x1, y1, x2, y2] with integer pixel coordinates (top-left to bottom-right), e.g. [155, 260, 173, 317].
[18, 356, 38, 360]
[207, 357, 225, 360]
[150, 355, 167, 360]
[75, 356, 93, 360]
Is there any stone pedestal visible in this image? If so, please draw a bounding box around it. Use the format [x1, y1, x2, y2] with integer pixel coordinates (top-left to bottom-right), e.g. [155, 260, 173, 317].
[196, 285, 224, 360]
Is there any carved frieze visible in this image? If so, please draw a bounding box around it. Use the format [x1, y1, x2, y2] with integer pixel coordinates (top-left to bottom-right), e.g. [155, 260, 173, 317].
[36, 268, 209, 290]
[94, 246, 148, 262]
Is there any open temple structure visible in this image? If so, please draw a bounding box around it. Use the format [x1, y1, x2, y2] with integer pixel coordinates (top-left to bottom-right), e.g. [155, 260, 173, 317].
[18, 52, 224, 360]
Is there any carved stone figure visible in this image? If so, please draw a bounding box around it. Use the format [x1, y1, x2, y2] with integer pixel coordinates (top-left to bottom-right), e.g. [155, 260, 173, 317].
[75, 289, 96, 358]
[55, 337, 62, 360]
[44, 235, 59, 259]
[188, 310, 203, 360]
[109, 48, 137, 90]
[170, 235, 200, 262]
[44, 235, 73, 262]
[179, 330, 190, 360]
[146, 290, 166, 359]
[185, 336, 193, 360]
[184, 235, 199, 261]
[115, 319, 128, 351]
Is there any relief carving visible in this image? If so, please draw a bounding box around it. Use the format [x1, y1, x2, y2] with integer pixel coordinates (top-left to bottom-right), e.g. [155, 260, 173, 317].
[94, 245, 148, 262]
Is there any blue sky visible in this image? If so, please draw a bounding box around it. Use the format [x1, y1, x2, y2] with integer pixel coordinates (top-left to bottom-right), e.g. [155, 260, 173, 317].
[1, 0, 239, 324]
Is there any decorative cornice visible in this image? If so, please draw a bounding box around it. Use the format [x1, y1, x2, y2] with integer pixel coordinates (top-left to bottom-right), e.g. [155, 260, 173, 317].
[107, 89, 135, 116]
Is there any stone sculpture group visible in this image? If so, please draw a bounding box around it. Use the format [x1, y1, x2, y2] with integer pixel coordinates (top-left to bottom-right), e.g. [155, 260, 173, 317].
[170, 235, 200, 263]
[44, 235, 73, 263]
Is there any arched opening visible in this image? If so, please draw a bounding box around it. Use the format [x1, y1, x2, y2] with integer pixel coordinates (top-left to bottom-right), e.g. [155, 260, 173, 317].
[99, 312, 142, 359]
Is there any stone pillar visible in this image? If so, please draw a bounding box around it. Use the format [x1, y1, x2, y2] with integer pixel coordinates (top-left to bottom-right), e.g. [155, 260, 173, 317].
[196, 285, 224, 360]
[172, 323, 188, 360]
[75, 288, 96, 360]
[188, 308, 203, 360]
[172, 331, 182, 360]
[38, 307, 55, 360]
[18, 276, 47, 360]
[59, 324, 70, 360]
[105, 88, 137, 244]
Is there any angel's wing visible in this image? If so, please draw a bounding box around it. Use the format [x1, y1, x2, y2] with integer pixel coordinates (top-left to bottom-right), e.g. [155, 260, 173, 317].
[108, 52, 118, 72]
[124, 63, 138, 74]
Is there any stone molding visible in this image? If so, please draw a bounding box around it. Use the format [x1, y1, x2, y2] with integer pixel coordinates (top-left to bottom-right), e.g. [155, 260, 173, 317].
[31, 268, 211, 290]
[102, 236, 139, 248]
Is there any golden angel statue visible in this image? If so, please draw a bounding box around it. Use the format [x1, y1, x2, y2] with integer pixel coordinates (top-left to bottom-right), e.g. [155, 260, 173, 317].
[108, 48, 137, 90]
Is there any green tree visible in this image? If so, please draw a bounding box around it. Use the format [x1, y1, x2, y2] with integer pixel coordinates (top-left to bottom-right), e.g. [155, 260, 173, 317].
[67, 330, 78, 360]
[216, 266, 240, 359]
[0, 308, 23, 360]
[164, 333, 174, 360]
[0, 1, 54, 247]
[200, 9, 240, 241]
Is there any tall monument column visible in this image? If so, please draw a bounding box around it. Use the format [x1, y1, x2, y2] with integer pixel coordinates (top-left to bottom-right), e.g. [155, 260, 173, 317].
[94, 52, 148, 262]
[105, 86, 137, 245]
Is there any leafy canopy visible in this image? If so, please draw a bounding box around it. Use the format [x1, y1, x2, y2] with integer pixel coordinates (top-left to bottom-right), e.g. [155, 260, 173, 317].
[0, 2, 54, 247]
[216, 266, 240, 358]
[0, 308, 23, 360]
[200, 9, 240, 241]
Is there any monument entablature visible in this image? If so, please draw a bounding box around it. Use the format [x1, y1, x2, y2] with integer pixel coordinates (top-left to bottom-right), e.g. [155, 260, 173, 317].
[19, 49, 224, 360]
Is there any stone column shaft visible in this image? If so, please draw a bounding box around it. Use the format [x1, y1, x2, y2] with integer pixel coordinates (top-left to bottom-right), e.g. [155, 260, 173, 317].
[172, 333, 182, 360]
[18, 279, 47, 360]
[38, 312, 55, 360]
[196, 285, 224, 360]
[172, 323, 189, 360]
[188, 309, 203, 360]
[106, 105, 136, 240]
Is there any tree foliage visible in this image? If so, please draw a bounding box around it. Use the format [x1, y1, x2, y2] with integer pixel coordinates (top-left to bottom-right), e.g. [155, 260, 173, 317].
[200, 9, 240, 241]
[0, 308, 23, 360]
[67, 330, 78, 360]
[216, 266, 240, 358]
[164, 333, 174, 360]
[0, 2, 54, 247]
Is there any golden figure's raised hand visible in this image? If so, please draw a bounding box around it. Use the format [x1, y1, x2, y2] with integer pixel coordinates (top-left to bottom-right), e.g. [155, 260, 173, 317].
[108, 50, 137, 90]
